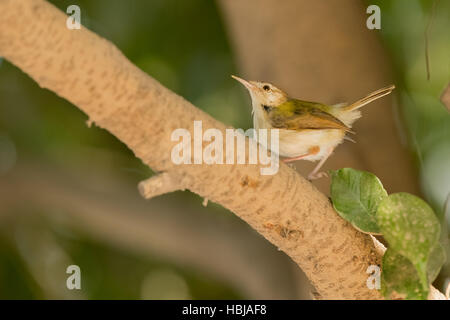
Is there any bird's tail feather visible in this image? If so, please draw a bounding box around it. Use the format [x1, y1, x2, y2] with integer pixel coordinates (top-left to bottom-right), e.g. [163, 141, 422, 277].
[343, 84, 395, 111]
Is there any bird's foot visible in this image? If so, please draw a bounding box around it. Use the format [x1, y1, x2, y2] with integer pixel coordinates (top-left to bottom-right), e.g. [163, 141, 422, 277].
[307, 171, 328, 181]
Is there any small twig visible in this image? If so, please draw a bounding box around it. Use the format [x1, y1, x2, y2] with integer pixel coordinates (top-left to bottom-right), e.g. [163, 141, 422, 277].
[138, 172, 189, 199]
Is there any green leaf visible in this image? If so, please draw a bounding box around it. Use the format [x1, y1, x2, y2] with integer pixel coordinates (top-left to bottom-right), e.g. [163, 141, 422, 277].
[381, 244, 446, 300]
[377, 192, 441, 289]
[427, 243, 446, 283]
[330, 168, 387, 234]
[381, 249, 428, 300]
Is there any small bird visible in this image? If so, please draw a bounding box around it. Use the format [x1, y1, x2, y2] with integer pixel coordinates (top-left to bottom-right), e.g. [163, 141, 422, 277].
[232, 75, 395, 180]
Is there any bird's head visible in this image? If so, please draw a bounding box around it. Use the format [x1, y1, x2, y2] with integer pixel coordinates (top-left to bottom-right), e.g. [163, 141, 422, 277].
[232, 75, 288, 109]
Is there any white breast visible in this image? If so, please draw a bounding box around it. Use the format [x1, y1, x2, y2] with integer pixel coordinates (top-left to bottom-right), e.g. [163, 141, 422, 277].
[252, 104, 348, 162]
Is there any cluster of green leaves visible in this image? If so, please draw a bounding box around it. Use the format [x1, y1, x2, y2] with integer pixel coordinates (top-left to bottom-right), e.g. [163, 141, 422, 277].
[330, 168, 446, 300]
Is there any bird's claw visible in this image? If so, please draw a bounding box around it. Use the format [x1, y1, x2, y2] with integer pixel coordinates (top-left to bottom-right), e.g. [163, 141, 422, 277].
[307, 171, 328, 181]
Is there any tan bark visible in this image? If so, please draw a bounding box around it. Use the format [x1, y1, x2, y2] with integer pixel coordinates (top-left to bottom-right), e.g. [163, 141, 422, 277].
[0, 0, 439, 299]
[139, 172, 190, 199]
[219, 0, 420, 195]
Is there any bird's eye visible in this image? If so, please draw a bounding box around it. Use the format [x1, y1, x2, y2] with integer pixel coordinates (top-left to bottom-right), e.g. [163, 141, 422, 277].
[263, 85, 270, 91]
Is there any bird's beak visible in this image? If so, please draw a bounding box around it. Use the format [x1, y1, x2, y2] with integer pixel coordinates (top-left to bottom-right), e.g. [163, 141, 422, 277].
[231, 75, 255, 90]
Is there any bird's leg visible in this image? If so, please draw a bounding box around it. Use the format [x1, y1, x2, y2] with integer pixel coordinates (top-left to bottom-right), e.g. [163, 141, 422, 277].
[282, 146, 320, 163]
[307, 148, 334, 180]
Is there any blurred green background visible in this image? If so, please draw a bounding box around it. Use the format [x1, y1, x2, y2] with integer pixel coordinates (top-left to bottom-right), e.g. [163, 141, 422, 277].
[0, 0, 448, 299]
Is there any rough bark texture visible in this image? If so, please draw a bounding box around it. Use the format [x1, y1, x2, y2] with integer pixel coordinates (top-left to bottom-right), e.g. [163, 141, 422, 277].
[219, 0, 420, 195]
[0, 0, 432, 299]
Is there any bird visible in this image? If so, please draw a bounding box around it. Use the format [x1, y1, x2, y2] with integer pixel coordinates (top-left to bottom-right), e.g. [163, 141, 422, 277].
[232, 75, 395, 180]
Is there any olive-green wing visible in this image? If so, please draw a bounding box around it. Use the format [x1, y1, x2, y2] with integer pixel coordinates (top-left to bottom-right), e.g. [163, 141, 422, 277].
[268, 99, 350, 131]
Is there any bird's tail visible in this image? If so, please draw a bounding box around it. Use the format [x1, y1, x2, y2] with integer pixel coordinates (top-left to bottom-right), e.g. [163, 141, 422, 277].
[342, 84, 395, 111]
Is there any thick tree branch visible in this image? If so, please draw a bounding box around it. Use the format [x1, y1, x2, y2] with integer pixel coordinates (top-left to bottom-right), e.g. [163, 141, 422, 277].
[0, 0, 438, 299]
